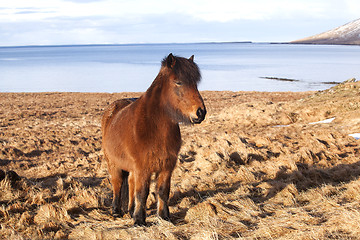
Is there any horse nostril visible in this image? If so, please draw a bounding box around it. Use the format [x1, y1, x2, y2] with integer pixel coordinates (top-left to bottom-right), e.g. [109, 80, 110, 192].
[196, 107, 206, 119]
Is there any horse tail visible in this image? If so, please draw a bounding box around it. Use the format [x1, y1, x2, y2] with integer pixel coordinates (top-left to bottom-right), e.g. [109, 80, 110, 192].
[120, 170, 130, 213]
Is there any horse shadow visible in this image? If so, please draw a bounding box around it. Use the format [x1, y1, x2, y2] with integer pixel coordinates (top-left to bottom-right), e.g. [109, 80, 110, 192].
[164, 158, 360, 224]
[255, 160, 360, 202]
[160, 181, 242, 224]
[0, 159, 12, 167]
[8, 156, 360, 226]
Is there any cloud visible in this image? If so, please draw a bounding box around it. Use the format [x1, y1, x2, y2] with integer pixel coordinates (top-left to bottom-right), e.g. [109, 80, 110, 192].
[0, 0, 346, 22]
[0, 12, 339, 46]
[2, 0, 358, 23]
[0, 0, 359, 46]
[63, 0, 104, 3]
[180, 0, 356, 22]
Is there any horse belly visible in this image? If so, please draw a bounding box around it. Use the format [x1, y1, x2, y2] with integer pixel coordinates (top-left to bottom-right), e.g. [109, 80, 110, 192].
[103, 116, 137, 172]
[145, 153, 177, 174]
[104, 143, 135, 172]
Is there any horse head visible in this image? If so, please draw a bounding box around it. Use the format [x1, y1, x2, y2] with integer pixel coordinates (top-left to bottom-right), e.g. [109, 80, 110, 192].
[160, 53, 206, 124]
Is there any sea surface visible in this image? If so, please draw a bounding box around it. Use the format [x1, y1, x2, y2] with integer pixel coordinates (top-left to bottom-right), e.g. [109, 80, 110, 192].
[1, 43, 359, 92]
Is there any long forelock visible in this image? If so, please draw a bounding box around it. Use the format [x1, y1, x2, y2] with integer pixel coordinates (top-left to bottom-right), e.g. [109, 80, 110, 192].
[161, 55, 201, 86]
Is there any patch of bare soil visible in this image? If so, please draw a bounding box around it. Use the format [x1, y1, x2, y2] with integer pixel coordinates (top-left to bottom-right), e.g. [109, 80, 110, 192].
[1, 81, 360, 239]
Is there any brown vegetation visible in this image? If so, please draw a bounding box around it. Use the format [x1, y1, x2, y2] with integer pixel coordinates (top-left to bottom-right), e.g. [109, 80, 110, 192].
[1, 81, 360, 239]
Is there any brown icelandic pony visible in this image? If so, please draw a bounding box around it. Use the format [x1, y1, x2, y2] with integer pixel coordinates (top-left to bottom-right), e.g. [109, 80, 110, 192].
[101, 53, 206, 226]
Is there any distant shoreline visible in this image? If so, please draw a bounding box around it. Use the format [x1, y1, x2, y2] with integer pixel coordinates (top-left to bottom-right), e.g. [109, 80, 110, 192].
[2, 41, 360, 49]
[0, 41, 254, 49]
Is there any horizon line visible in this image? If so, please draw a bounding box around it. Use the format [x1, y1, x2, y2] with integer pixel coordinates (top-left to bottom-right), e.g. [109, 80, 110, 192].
[0, 41, 291, 48]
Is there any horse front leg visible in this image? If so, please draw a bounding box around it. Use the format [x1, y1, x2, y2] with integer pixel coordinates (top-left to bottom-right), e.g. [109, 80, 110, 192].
[133, 173, 151, 226]
[156, 170, 172, 221]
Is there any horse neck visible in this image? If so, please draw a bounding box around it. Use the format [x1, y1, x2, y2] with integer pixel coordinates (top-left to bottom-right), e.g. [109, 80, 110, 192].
[142, 77, 176, 127]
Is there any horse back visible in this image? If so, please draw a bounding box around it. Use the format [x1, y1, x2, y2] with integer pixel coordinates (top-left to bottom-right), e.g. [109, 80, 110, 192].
[101, 98, 138, 133]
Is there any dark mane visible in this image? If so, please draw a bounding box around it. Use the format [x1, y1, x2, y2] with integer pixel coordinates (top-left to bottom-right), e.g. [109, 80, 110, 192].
[161, 55, 201, 86]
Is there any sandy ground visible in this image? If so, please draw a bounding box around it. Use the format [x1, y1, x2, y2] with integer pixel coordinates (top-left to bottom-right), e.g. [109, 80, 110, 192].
[1, 80, 360, 239]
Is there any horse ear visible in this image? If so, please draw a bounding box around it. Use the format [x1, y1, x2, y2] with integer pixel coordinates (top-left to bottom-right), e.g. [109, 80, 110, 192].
[166, 53, 176, 69]
[189, 55, 194, 62]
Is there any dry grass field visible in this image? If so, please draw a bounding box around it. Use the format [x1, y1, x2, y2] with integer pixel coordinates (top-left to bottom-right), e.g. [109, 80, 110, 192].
[1, 80, 360, 239]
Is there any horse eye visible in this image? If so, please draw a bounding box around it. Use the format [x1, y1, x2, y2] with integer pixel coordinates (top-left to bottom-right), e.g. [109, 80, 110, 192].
[175, 81, 182, 86]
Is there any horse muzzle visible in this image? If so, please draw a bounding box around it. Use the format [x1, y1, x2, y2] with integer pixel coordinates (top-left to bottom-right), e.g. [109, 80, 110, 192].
[191, 107, 206, 124]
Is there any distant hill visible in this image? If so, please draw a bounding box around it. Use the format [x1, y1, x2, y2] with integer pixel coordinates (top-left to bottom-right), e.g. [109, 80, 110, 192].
[291, 19, 360, 45]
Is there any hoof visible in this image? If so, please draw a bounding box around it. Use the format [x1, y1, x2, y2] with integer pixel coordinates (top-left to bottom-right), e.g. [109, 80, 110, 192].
[159, 215, 171, 222]
[112, 213, 122, 218]
[112, 209, 124, 218]
[134, 219, 146, 227]
[158, 206, 170, 221]
[133, 209, 146, 226]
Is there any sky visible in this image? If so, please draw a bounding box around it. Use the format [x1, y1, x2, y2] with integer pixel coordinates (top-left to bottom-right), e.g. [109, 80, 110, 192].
[0, 0, 359, 46]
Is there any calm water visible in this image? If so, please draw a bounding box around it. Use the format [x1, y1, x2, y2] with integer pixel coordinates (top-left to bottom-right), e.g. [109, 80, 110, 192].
[1, 43, 359, 92]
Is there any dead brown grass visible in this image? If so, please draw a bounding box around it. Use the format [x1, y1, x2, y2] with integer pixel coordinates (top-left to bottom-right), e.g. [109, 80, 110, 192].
[1, 81, 360, 239]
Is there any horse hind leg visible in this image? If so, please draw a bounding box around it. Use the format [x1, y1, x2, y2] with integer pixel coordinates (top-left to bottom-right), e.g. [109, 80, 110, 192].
[110, 169, 128, 217]
[128, 172, 135, 217]
[120, 170, 129, 214]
